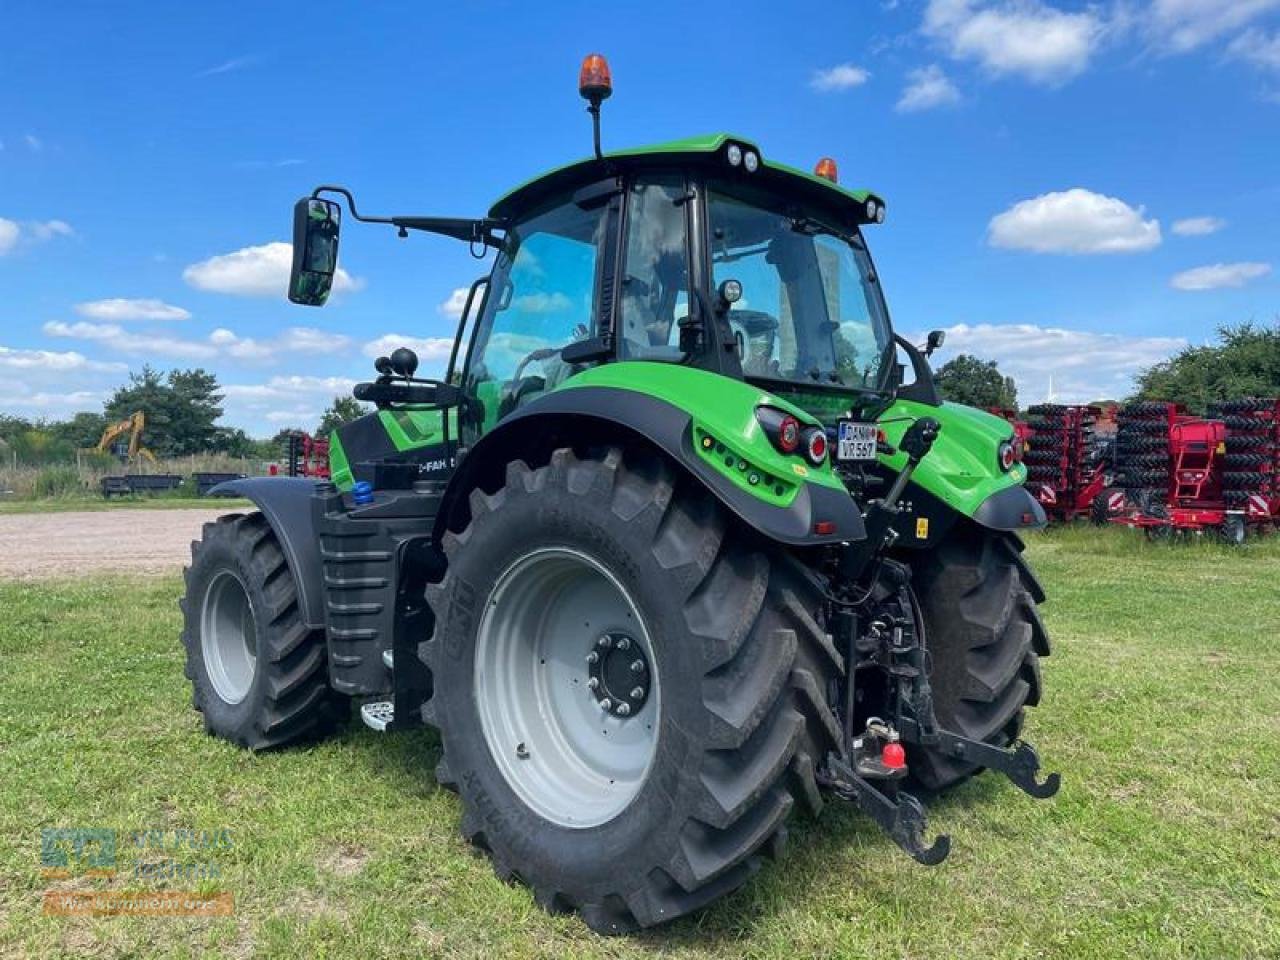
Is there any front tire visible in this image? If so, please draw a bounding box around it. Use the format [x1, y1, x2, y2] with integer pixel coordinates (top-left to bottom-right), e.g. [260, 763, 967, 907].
[906, 527, 1050, 791]
[181, 513, 346, 749]
[422, 448, 843, 932]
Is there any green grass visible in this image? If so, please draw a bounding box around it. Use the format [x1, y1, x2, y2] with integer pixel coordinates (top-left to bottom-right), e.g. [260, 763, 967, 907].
[1, 526, 1277, 959]
[0, 497, 251, 514]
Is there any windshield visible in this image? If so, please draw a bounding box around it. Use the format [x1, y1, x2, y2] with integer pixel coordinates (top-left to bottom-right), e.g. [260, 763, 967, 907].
[707, 188, 893, 391]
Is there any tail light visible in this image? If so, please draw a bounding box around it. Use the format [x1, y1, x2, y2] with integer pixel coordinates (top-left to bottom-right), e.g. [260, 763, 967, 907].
[998, 439, 1017, 472]
[804, 427, 828, 465]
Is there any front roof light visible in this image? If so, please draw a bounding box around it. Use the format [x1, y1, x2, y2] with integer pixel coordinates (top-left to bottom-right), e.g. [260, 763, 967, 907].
[743, 150, 759, 173]
[876, 205, 886, 224]
[865, 199, 877, 220]
[726, 143, 743, 167]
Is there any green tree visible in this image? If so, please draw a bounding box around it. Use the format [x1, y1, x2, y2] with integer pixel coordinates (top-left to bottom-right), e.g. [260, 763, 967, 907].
[316, 396, 369, 437]
[934, 354, 1019, 410]
[1134, 321, 1280, 413]
[104, 366, 225, 456]
[49, 411, 109, 449]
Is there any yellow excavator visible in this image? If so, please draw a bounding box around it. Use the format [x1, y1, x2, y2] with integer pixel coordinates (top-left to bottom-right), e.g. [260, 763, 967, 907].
[96, 411, 157, 463]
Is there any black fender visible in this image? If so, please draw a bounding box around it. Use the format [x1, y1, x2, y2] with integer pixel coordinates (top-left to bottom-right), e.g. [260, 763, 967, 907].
[438, 386, 866, 546]
[209, 477, 327, 629]
[973, 483, 1048, 531]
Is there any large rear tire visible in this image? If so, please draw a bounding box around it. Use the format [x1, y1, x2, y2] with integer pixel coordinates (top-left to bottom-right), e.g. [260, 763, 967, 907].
[421, 448, 842, 932]
[181, 513, 347, 749]
[906, 527, 1050, 791]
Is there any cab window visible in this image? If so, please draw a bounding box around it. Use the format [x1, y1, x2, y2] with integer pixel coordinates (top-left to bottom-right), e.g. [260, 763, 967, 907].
[619, 176, 689, 361]
[464, 199, 607, 432]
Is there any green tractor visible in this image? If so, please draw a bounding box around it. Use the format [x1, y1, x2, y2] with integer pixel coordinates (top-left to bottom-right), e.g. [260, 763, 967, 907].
[181, 55, 1057, 933]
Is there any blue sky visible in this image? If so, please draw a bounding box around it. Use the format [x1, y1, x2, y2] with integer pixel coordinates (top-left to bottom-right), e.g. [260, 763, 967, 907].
[2, 0, 1277, 431]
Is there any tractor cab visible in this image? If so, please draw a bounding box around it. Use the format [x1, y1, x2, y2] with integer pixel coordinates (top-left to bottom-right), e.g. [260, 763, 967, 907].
[458, 138, 897, 440]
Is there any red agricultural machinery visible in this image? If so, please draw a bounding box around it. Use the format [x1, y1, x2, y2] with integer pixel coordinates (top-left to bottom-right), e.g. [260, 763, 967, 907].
[1103, 399, 1277, 542]
[1017, 404, 1111, 522]
[285, 431, 331, 479]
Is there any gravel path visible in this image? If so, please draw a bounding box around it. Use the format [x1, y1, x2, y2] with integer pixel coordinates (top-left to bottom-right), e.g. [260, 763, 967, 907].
[0, 508, 237, 580]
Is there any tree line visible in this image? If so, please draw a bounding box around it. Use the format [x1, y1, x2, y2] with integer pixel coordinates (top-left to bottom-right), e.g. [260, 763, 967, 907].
[933, 321, 1278, 413]
[0, 365, 366, 465]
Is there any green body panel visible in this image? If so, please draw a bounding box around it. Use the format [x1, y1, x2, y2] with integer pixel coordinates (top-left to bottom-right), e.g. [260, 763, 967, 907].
[558, 362, 847, 503]
[877, 399, 1024, 516]
[327, 408, 458, 490]
[490, 133, 878, 219]
[329, 432, 354, 489]
[377, 408, 457, 452]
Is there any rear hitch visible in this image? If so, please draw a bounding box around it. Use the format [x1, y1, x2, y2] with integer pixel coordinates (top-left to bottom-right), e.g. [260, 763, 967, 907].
[930, 731, 1061, 799]
[819, 754, 951, 866]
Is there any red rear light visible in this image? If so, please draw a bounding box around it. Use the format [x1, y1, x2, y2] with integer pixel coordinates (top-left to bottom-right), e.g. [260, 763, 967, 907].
[578, 53, 613, 101]
[999, 439, 1016, 471]
[805, 428, 828, 465]
[778, 416, 800, 453]
[814, 157, 838, 182]
[813, 520, 836, 535]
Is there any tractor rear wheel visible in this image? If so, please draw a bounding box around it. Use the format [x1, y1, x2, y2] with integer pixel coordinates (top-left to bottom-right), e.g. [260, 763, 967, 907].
[422, 448, 842, 932]
[181, 513, 347, 749]
[905, 527, 1049, 791]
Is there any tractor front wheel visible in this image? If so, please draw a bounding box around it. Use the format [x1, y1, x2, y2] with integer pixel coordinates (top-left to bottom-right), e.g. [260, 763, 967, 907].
[422, 448, 842, 932]
[181, 513, 346, 749]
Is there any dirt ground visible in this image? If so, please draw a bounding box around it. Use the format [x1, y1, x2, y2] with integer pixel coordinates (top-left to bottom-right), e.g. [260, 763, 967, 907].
[0, 508, 235, 579]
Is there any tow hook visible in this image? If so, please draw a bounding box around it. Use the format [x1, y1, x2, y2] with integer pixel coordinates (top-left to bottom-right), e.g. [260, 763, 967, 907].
[818, 752, 951, 866]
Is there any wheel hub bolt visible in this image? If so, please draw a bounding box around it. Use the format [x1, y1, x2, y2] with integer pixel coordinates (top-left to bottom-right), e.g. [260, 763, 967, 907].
[599, 697, 613, 711]
[615, 703, 631, 716]
[631, 660, 646, 674]
[586, 651, 599, 664]
[630, 686, 645, 700]
[587, 677, 599, 691]
[616, 637, 631, 651]
[597, 635, 613, 648]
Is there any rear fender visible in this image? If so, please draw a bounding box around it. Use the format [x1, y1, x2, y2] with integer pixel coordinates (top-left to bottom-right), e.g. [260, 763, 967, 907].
[437, 385, 866, 547]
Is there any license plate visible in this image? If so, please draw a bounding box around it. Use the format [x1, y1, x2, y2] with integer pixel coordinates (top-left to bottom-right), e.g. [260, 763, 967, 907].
[837, 421, 877, 461]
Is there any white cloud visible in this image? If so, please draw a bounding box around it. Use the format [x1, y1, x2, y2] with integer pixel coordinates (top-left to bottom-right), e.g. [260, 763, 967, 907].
[27, 220, 73, 241]
[24, 133, 42, 152]
[439, 287, 473, 318]
[0, 345, 125, 374]
[923, 322, 1187, 402]
[0, 389, 108, 414]
[223, 375, 358, 403]
[1170, 261, 1272, 290]
[1146, 0, 1280, 54]
[42, 320, 349, 362]
[0, 218, 74, 255]
[361, 334, 455, 362]
[1229, 26, 1280, 70]
[1171, 216, 1226, 236]
[987, 188, 1161, 254]
[512, 291, 573, 314]
[197, 55, 256, 78]
[0, 219, 17, 256]
[810, 63, 872, 92]
[182, 242, 363, 299]
[923, 0, 1103, 85]
[76, 298, 192, 322]
[897, 64, 962, 111]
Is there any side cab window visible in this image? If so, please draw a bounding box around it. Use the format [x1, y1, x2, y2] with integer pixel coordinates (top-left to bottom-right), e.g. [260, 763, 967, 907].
[463, 198, 608, 435]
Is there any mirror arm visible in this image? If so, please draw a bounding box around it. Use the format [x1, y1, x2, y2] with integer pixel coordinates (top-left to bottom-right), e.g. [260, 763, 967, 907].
[893, 333, 943, 407]
[310, 185, 505, 249]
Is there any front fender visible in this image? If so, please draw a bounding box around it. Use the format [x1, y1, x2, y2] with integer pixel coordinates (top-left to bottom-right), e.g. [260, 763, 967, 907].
[445, 381, 866, 546]
[208, 477, 326, 629]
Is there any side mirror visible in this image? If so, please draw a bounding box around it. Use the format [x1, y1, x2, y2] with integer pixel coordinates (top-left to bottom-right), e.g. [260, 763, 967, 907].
[288, 198, 342, 306]
[924, 329, 946, 357]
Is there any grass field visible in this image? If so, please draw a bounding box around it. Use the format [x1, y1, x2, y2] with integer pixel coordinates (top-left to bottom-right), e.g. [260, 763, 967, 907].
[1, 526, 1277, 959]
